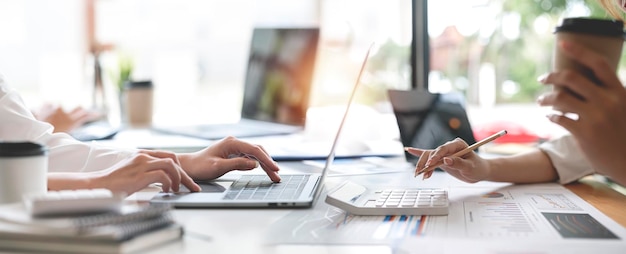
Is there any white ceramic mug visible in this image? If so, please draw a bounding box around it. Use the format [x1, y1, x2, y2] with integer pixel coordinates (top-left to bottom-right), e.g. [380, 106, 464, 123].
[0, 142, 48, 204]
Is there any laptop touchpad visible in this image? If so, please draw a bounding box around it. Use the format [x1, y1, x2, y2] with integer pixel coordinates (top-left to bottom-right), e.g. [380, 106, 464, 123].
[178, 181, 232, 193]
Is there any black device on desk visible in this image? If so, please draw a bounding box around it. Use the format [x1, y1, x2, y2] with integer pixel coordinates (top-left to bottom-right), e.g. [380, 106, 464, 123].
[388, 90, 476, 163]
[70, 121, 119, 141]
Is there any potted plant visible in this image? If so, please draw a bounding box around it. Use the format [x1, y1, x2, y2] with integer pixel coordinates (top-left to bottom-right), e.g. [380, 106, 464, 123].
[109, 53, 134, 95]
[108, 53, 134, 124]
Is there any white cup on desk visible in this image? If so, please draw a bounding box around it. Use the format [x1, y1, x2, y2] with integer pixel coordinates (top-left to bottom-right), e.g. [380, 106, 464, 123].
[0, 141, 48, 204]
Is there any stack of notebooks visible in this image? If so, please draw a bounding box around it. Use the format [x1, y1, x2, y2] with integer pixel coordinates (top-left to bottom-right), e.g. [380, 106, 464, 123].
[0, 203, 183, 253]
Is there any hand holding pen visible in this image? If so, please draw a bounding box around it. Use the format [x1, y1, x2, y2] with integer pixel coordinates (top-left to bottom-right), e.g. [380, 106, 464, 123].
[406, 130, 507, 180]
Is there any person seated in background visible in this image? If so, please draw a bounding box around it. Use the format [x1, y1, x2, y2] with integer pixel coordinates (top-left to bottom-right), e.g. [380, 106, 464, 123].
[1, 74, 281, 196]
[32, 103, 102, 133]
[406, 0, 626, 188]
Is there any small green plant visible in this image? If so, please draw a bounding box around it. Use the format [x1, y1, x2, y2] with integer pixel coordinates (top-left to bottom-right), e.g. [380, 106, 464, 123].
[109, 53, 134, 93]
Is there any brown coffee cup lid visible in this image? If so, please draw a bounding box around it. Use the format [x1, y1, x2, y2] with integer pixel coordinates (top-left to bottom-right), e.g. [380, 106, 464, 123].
[554, 17, 625, 39]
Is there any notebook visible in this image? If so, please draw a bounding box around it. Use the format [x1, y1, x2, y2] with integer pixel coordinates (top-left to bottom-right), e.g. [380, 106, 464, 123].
[153, 27, 320, 140]
[149, 43, 371, 208]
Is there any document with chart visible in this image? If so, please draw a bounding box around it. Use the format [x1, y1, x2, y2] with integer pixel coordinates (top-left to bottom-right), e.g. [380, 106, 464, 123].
[399, 183, 626, 253]
[440, 183, 622, 240]
[266, 181, 626, 253]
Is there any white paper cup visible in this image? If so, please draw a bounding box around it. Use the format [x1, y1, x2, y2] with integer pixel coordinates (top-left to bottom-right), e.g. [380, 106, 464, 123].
[0, 142, 47, 204]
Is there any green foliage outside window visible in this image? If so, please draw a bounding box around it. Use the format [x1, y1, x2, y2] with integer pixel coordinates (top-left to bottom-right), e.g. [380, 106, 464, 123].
[436, 0, 621, 104]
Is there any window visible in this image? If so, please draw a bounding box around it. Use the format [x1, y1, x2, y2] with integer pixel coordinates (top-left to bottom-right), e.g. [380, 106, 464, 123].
[94, 0, 320, 125]
[0, 0, 85, 107]
[422, 0, 617, 138]
[316, 0, 413, 109]
[0, 0, 413, 131]
[95, 0, 413, 126]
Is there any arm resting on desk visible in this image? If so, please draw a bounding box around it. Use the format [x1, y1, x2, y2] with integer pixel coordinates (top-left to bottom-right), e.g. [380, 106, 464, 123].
[486, 149, 559, 184]
[409, 140, 559, 183]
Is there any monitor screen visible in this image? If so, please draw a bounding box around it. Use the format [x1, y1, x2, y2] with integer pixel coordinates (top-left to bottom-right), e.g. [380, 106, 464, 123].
[241, 27, 320, 126]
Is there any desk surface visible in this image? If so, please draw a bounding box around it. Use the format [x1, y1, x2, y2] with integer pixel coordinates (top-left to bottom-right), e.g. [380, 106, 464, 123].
[566, 177, 626, 227]
[106, 131, 626, 253]
[128, 164, 626, 254]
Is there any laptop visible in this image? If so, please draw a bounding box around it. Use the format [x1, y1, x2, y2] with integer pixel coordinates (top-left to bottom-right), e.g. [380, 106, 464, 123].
[154, 27, 320, 140]
[387, 89, 476, 164]
[149, 43, 370, 208]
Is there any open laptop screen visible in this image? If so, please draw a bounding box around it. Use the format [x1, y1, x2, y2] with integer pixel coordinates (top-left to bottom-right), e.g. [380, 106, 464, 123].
[241, 27, 320, 126]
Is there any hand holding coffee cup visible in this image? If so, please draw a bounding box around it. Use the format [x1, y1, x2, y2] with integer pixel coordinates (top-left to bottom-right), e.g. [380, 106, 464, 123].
[551, 17, 625, 112]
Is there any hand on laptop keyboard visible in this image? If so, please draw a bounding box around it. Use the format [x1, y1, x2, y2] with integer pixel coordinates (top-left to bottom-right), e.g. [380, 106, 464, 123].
[180, 137, 281, 183]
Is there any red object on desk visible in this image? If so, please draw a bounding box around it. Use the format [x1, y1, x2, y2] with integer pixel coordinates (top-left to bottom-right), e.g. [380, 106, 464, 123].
[473, 121, 547, 144]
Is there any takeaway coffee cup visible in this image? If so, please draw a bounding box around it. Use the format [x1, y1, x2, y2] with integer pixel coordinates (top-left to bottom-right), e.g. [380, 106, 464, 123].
[122, 80, 153, 127]
[0, 142, 47, 204]
[553, 17, 625, 103]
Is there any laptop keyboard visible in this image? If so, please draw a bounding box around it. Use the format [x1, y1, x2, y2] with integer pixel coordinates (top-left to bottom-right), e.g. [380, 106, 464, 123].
[223, 175, 310, 200]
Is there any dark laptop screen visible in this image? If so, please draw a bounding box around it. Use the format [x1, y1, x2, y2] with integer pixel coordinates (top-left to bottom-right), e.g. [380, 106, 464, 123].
[241, 27, 320, 126]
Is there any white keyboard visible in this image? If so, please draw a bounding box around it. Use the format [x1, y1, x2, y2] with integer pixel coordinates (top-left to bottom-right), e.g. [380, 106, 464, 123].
[23, 189, 126, 216]
[325, 181, 448, 216]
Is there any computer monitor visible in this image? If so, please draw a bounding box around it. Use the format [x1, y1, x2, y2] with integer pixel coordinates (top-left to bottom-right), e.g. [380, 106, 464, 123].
[241, 27, 320, 126]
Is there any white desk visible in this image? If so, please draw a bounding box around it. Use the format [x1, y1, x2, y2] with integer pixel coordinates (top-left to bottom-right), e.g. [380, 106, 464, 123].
[105, 129, 626, 254]
[125, 161, 626, 254]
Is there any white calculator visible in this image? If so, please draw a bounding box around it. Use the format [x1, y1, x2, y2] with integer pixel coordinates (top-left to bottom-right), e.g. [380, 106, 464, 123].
[325, 181, 449, 216]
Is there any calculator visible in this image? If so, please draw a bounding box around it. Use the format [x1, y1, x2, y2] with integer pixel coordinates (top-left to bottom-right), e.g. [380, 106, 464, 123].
[325, 181, 449, 216]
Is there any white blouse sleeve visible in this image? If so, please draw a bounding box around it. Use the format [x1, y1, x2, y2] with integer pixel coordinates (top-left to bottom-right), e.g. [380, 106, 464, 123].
[538, 134, 594, 184]
[0, 75, 135, 173]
